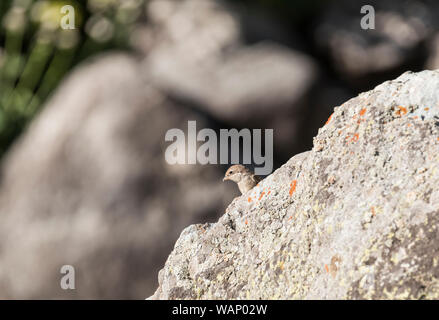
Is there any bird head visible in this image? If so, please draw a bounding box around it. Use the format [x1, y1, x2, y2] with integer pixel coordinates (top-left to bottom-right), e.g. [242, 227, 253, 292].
[223, 164, 249, 183]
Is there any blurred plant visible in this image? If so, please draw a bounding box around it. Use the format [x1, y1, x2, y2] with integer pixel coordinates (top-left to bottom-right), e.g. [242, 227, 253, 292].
[0, 0, 146, 156]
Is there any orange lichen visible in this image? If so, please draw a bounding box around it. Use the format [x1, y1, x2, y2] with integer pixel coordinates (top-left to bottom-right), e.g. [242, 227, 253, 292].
[289, 180, 297, 196]
[329, 255, 342, 278]
[346, 133, 359, 144]
[395, 106, 408, 116]
[352, 108, 367, 125]
[352, 133, 359, 142]
[325, 113, 333, 125]
[324, 264, 329, 273]
[288, 216, 293, 221]
[245, 218, 248, 225]
[258, 192, 265, 200]
[248, 197, 252, 202]
[279, 261, 285, 271]
[371, 206, 376, 217]
[425, 107, 430, 111]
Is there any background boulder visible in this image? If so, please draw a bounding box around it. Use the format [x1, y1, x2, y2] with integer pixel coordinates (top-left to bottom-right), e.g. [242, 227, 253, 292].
[0, 54, 235, 299]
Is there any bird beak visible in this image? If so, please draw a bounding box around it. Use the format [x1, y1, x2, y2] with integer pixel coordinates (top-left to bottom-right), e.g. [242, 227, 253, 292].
[223, 176, 228, 181]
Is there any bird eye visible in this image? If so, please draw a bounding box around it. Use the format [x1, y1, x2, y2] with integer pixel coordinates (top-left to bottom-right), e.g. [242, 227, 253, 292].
[229, 171, 233, 174]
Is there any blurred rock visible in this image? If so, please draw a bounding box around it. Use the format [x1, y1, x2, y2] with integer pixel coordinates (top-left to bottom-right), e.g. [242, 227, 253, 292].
[147, 41, 315, 125]
[142, 0, 317, 160]
[145, 0, 317, 123]
[151, 69, 439, 299]
[427, 33, 439, 70]
[315, 0, 438, 80]
[0, 54, 235, 299]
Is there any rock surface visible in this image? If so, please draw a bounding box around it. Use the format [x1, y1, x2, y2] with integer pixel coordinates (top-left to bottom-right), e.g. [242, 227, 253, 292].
[151, 70, 439, 299]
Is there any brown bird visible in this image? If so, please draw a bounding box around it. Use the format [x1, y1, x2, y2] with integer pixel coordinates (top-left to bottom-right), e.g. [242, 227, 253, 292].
[223, 164, 261, 194]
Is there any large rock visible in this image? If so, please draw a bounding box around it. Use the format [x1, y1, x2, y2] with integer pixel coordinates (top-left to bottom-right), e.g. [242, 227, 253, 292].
[0, 54, 235, 299]
[151, 69, 439, 299]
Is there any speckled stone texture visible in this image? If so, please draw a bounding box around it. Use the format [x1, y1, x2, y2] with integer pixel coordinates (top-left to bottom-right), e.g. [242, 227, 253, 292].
[151, 70, 439, 299]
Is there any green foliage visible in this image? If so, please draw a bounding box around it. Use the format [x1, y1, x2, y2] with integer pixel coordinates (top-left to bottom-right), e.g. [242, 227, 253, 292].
[0, 0, 146, 156]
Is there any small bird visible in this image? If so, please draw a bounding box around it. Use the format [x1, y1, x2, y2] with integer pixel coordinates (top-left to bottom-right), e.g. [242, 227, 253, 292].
[223, 164, 261, 194]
